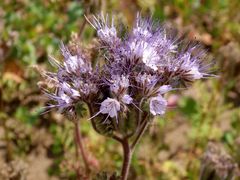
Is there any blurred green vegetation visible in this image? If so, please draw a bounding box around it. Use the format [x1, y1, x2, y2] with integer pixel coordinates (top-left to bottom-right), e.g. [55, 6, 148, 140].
[0, 0, 240, 179]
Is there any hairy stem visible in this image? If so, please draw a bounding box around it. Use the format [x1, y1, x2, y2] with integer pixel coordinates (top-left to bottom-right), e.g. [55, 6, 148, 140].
[74, 135, 81, 179]
[121, 138, 132, 180]
[120, 114, 149, 179]
[131, 120, 149, 150]
[112, 133, 123, 143]
[74, 121, 90, 174]
[136, 98, 144, 132]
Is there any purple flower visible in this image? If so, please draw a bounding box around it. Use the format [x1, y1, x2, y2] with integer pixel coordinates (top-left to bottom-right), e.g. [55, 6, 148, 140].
[157, 85, 172, 94]
[109, 75, 129, 94]
[149, 95, 167, 115]
[121, 94, 133, 105]
[40, 13, 213, 122]
[43, 82, 80, 113]
[86, 14, 119, 46]
[61, 82, 80, 97]
[178, 52, 203, 79]
[73, 79, 98, 97]
[128, 40, 159, 71]
[60, 42, 92, 75]
[132, 13, 153, 39]
[99, 98, 121, 118]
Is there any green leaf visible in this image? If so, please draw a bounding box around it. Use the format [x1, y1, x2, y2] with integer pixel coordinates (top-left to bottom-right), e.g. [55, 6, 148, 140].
[14, 106, 40, 125]
[179, 97, 199, 119]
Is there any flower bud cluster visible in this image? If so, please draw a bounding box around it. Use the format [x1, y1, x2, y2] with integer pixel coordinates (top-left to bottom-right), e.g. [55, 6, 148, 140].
[41, 42, 99, 116]
[40, 14, 212, 130]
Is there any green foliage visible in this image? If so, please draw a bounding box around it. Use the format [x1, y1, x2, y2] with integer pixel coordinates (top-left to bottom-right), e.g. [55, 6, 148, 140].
[14, 106, 41, 125]
[179, 97, 198, 119]
[1, 0, 83, 65]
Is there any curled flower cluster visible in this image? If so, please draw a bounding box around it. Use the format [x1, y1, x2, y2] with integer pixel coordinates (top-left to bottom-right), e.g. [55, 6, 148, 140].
[40, 14, 212, 134]
[41, 41, 99, 117]
[39, 13, 214, 179]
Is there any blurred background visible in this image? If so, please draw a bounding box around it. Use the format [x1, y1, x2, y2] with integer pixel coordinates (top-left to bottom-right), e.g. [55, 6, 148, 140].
[0, 0, 240, 179]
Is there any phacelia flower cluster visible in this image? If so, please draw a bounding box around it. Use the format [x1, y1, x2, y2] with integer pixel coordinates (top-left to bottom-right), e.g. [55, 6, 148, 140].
[40, 14, 212, 133]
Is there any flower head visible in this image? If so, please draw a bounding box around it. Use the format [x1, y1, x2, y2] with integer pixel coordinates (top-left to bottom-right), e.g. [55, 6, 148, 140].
[39, 13, 213, 126]
[100, 98, 121, 118]
[86, 14, 119, 46]
[60, 42, 92, 75]
[132, 13, 154, 39]
[149, 95, 168, 115]
[157, 85, 172, 94]
[178, 52, 203, 80]
[127, 40, 159, 70]
[43, 82, 80, 113]
[109, 75, 129, 94]
[121, 94, 133, 104]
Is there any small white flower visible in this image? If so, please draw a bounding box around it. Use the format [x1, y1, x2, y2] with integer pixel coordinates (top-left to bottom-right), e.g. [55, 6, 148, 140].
[61, 82, 80, 98]
[142, 45, 159, 71]
[133, 27, 152, 38]
[110, 75, 129, 93]
[72, 89, 81, 97]
[122, 94, 133, 104]
[60, 43, 88, 74]
[128, 40, 145, 58]
[133, 13, 152, 39]
[100, 98, 121, 118]
[189, 66, 203, 79]
[162, 35, 178, 52]
[97, 27, 117, 40]
[74, 80, 98, 96]
[180, 53, 203, 80]
[157, 85, 172, 94]
[135, 73, 157, 89]
[149, 95, 167, 115]
[64, 55, 85, 73]
[86, 14, 118, 44]
[59, 92, 72, 104]
[129, 41, 159, 71]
